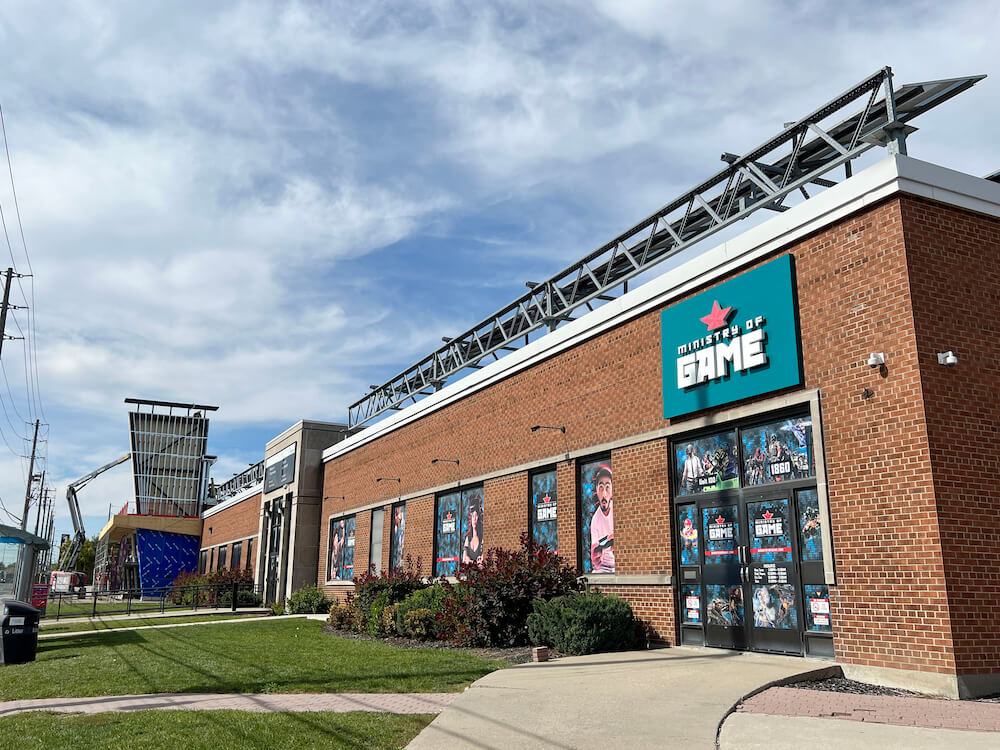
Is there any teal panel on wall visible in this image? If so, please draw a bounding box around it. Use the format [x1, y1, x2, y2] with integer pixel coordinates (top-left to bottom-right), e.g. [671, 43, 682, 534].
[661, 255, 802, 419]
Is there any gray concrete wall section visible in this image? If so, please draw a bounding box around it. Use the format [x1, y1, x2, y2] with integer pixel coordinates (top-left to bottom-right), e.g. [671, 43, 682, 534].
[262, 421, 348, 602]
[407, 647, 828, 750]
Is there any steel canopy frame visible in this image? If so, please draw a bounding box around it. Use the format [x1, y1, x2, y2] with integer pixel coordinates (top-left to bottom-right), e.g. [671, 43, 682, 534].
[348, 67, 984, 428]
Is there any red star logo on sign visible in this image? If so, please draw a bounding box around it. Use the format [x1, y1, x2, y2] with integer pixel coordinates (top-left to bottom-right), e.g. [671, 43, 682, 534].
[716, 516, 726, 525]
[446, 512, 453, 519]
[699, 300, 734, 331]
[763, 510, 773, 520]
[543, 494, 551, 503]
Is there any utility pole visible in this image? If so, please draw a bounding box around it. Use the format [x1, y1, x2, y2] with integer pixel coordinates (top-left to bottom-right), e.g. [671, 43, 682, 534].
[20, 418, 39, 530]
[0, 268, 12, 360]
[33, 470, 46, 533]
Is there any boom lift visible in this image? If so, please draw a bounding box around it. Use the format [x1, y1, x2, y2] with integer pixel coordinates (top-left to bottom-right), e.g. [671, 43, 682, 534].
[52, 453, 130, 591]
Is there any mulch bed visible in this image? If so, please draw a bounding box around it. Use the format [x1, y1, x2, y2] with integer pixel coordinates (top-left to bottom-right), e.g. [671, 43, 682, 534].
[322, 624, 535, 664]
[787, 676, 920, 698]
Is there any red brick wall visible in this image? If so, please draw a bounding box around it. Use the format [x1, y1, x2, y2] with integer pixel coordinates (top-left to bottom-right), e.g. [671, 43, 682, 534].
[201, 492, 261, 571]
[318, 194, 995, 680]
[903, 197, 1000, 676]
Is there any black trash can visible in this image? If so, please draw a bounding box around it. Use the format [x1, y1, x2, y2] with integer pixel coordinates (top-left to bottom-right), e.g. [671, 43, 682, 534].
[1, 599, 41, 665]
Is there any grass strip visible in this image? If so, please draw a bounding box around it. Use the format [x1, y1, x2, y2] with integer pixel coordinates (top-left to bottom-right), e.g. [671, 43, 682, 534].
[0, 710, 432, 750]
[41, 613, 265, 634]
[1, 619, 504, 700]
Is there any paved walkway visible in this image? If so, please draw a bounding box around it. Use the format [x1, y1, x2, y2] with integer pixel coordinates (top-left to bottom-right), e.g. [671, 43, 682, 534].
[406, 646, 832, 750]
[0, 692, 455, 718]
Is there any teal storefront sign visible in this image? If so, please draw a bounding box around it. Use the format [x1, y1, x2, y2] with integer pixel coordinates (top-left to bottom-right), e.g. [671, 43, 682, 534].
[661, 255, 802, 419]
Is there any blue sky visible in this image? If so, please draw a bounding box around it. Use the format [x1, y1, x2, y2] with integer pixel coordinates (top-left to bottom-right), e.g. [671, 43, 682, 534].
[0, 1, 993, 545]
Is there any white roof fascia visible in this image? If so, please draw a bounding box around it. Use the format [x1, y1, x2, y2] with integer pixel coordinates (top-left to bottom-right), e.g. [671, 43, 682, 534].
[323, 154, 1000, 465]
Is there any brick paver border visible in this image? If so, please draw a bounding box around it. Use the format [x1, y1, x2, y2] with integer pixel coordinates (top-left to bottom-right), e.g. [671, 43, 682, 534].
[738, 686, 1000, 733]
[0, 692, 455, 718]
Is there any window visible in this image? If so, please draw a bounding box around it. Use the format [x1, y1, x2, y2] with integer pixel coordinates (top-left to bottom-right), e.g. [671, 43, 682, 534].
[434, 486, 484, 576]
[198, 550, 207, 574]
[578, 457, 614, 574]
[232, 541, 243, 570]
[674, 430, 739, 496]
[370, 508, 384, 573]
[217, 545, 228, 570]
[328, 516, 356, 581]
[209, 547, 215, 572]
[741, 415, 814, 486]
[245, 539, 253, 570]
[389, 502, 406, 571]
[530, 468, 557, 553]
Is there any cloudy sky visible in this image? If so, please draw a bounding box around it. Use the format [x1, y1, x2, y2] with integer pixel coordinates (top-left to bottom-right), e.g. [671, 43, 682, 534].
[0, 1, 993, 545]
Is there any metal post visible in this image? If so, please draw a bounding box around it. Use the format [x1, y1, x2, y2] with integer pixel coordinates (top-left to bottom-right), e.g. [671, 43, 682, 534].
[33, 470, 45, 534]
[91, 588, 97, 618]
[232, 580, 238, 612]
[19, 419, 39, 530]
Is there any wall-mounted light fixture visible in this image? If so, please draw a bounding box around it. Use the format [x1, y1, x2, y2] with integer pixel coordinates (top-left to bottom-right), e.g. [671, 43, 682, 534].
[937, 351, 959, 367]
[867, 352, 885, 369]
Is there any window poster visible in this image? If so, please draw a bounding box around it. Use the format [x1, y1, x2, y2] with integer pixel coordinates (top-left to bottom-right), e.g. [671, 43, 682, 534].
[702, 505, 738, 564]
[705, 584, 744, 627]
[804, 584, 832, 633]
[390, 502, 406, 571]
[674, 430, 739, 496]
[461, 488, 484, 566]
[682, 585, 702, 624]
[531, 470, 558, 553]
[677, 504, 699, 565]
[752, 584, 797, 629]
[742, 415, 814, 486]
[329, 516, 356, 580]
[796, 489, 823, 562]
[579, 458, 614, 574]
[435, 491, 462, 576]
[748, 499, 792, 563]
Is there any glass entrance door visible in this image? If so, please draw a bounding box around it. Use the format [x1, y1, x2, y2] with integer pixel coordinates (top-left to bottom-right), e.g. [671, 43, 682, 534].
[745, 494, 801, 654]
[701, 503, 746, 649]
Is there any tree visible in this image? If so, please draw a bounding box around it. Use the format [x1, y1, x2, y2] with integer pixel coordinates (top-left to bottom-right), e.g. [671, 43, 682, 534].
[56, 535, 97, 580]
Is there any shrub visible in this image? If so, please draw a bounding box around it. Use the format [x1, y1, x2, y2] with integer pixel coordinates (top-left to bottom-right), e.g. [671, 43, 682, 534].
[352, 556, 427, 634]
[327, 603, 354, 630]
[403, 608, 437, 640]
[527, 592, 643, 655]
[269, 600, 285, 616]
[438, 533, 581, 647]
[287, 585, 331, 614]
[219, 588, 263, 608]
[381, 604, 398, 635]
[395, 585, 448, 638]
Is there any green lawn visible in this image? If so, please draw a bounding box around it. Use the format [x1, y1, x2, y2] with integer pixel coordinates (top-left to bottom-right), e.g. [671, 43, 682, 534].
[0, 710, 432, 750]
[2, 619, 503, 700]
[41, 612, 265, 634]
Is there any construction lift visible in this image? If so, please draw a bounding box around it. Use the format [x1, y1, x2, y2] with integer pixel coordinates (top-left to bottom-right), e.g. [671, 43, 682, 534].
[51, 453, 130, 594]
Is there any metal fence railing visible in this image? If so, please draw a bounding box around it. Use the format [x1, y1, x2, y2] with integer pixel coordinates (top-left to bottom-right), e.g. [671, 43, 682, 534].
[41, 581, 264, 621]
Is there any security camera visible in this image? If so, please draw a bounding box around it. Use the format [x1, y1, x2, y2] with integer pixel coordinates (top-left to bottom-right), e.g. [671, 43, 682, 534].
[867, 352, 885, 369]
[937, 351, 958, 367]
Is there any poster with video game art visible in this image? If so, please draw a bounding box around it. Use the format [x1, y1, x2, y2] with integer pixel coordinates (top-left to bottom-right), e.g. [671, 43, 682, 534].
[796, 489, 823, 562]
[329, 516, 356, 580]
[705, 584, 744, 627]
[389, 502, 406, 571]
[677, 504, 699, 565]
[804, 584, 832, 633]
[752, 584, 798, 629]
[748, 498, 791, 563]
[682, 585, 702, 624]
[674, 430, 739, 496]
[531, 470, 558, 553]
[702, 505, 738, 564]
[435, 491, 462, 576]
[578, 458, 614, 574]
[460, 488, 484, 566]
[741, 415, 814, 486]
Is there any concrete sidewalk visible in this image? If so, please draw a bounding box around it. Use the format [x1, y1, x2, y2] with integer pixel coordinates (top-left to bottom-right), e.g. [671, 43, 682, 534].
[406, 647, 831, 750]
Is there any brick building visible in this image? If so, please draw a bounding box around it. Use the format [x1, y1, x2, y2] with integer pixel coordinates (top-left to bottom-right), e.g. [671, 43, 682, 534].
[316, 155, 1000, 699]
